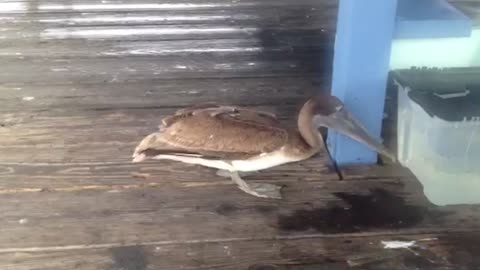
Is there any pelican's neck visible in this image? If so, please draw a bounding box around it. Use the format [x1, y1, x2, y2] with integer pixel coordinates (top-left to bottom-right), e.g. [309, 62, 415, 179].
[297, 99, 322, 149]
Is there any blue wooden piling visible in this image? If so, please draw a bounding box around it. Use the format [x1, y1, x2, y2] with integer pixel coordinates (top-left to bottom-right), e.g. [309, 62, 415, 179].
[327, 0, 472, 166]
[327, 0, 398, 165]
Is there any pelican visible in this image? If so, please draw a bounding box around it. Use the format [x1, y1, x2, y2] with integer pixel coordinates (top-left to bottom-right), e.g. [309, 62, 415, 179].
[132, 94, 394, 199]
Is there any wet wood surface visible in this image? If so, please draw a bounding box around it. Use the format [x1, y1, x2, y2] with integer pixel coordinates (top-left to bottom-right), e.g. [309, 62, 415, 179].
[1, 0, 480, 269]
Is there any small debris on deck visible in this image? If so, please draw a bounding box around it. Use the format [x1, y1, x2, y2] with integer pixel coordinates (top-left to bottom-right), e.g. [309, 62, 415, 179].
[381, 240, 416, 249]
[22, 96, 35, 101]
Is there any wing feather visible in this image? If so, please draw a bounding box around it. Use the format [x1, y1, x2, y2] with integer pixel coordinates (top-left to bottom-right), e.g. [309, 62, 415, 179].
[137, 105, 288, 160]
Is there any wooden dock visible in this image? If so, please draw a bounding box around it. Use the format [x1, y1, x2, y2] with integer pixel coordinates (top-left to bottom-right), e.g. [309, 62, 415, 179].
[1, 1, 480, 269]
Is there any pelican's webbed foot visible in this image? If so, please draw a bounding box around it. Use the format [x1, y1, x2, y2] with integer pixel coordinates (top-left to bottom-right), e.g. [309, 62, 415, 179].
[216, 170, 256, 178]
[228, 171, 282, 199]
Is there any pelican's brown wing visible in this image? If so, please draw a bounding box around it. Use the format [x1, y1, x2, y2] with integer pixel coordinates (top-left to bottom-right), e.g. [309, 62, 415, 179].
[162, 103, 279, 128]
[135, 106, 288, 160]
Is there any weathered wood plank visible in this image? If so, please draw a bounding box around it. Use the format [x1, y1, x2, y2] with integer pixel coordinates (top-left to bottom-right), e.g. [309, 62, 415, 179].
[0, 105, 341, 191]
[0, 0, 337, 14]
[339, 164, 415, 180]
[0, 77, 326, 111]
[1, 232, 479, 270]
[0, 0, 337, 42]
[0, 105, 324, 163]
[0, 156, 337, 190]
[1, 24, 328, 41]
[1, 178, 477, 250]
[0, 35, 332, 57]
[0, 7, 335, 28]
[0, 52, 329, 84]
[0, 76, 340, 188]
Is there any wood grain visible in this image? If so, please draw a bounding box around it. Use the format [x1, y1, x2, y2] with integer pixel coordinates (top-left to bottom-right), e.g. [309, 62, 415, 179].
[0, 77, 327, 111]
[0, 36, 332, 57]
[0, 0, 336, 86]
[339, 164, 415, 180]
[0, 104, 340, 163]
[0, 178, 479, 270]
[0, 156, 338, 190]
[0, 177, 475, 250]
[2, 232, 480, 270]
[1, 52, 331, 84]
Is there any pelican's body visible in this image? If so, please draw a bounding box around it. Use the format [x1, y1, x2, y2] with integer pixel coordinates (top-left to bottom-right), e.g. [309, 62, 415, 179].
[133, 95, 394, 199]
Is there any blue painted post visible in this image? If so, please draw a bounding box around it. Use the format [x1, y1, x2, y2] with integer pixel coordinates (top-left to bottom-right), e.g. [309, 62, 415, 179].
[327, 0, 398, 165]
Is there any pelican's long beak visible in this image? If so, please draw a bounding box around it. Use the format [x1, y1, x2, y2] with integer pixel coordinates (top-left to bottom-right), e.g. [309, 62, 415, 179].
[314, 106, 396, 162]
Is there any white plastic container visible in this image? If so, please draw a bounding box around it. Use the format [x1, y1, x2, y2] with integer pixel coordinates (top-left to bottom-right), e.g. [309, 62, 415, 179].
[394, 68, 480, 206]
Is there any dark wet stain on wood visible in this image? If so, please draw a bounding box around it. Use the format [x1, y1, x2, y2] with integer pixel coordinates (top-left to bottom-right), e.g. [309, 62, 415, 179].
[255, 205, 276, 214]
[402, 254, 440, 270]
[215, 202, 240, 216]
[110, 246, 148, 270]
[277, 188, 426, 233]
[215, 203, 276, 216]
[442, 233, 480, 269]
[248, 264, 278, 270]
[278, 244, 343, 267]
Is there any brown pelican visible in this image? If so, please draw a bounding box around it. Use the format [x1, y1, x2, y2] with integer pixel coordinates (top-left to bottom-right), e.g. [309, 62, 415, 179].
[132, 94, 394, 199]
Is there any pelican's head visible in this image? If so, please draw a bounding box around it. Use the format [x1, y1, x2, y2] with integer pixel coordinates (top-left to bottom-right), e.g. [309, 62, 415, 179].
[311, 94, 396, 162]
